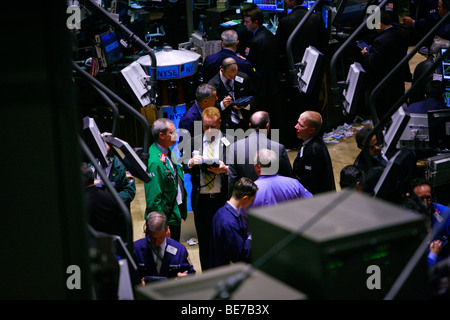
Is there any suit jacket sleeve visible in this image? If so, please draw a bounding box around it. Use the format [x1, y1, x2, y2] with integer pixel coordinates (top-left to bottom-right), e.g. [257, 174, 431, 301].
[220, 214, 251, 264]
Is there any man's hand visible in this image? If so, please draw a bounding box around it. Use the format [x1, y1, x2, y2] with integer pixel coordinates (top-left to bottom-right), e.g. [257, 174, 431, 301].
[430, 240, 443, 255]
[207, 160, 228, 174]
[177, 271, 189, 278]
[402, 16, 414, 27]
[222, 95, 233, 108]
[188, 155, 204, 168]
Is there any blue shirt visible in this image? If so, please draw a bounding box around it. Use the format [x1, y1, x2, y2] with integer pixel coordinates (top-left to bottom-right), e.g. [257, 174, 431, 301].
[251, 174, 312, 208]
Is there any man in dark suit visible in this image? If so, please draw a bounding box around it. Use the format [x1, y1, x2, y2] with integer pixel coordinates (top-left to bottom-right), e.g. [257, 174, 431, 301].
[208, 57, 256, 132]
[201, 29, 260, 84]
[178, 83, 218, 140]
[243, 8, 280, 112]
[182, 107, 231, 271]
[275, 0, 328, 78]
[293, 111, 336, 195]
[360, 10, 410, 119]
[133, 211, 195, 284]
[227, 111, 294, 197]
[408, 75, 447, 113]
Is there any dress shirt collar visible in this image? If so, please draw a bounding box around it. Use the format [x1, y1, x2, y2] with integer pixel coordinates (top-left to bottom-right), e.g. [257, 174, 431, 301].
[157, 143, 170, 157]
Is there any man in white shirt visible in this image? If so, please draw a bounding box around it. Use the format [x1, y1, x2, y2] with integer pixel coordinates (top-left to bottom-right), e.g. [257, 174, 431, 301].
[183, 107, 231, 271]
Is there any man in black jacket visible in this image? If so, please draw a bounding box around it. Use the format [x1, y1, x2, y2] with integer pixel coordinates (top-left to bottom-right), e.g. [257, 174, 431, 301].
[243, 8, 280, 113]
[293, 111, 336, 195]
[360, 10, 410, 119]
[275, 0, 329, 79]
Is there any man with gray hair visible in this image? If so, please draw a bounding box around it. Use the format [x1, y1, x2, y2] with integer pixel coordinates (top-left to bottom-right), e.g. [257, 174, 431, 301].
[208, 57, 255, 132]
[201, 29, 260, 84]
[133, 211, 195, 284]
[251, 148, 312, 206]
[145, 118, 187, 242]
[293, 111, 335, 195]
[179, 83, 219, 139]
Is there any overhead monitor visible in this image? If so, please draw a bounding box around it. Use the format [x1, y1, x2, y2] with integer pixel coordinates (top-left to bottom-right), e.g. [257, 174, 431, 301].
[297, 46, 324, 95]
[104, 135, 151, 183]
[120, 61, 152, 107]
[381, 104, 411, 159]
[428, 108, 450, 150]
[343, 62, 365, 115]
[332, 0, 369, 28]
[252, 0, 284, 12]
[82, 117, 109, 168]
[96, 31, 123, 67]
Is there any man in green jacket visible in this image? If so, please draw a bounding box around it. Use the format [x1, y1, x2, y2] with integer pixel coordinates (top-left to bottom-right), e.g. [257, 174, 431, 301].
[145, 118, 187, 241]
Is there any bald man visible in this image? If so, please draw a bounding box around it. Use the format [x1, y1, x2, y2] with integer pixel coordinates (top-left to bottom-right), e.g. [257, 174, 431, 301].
[293, 111, 336, 195]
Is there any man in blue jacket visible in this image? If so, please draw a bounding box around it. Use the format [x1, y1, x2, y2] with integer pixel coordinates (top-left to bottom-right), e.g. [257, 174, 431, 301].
[201, 29, 260, 84]
[209, 177, 258, 268]
[133, 211, 195, 284]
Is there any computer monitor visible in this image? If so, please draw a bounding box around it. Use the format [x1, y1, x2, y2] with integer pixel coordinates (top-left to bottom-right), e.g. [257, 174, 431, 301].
[373, 150, 401, 202]
[104, 135, 151, 183]
[382, 104, 411, 159]
[444, 87, 450, 107]
[82, 117, 109, 168]
[441, 48, 450, 80]
[297, 46, 324, 95]
[428, 108, 450, 149]
[332, 0, 369, 28]
[96, 31, 123, 67]
[120, 61, 152, 108]
[252, 0, 285, 12]
[343, 62, 365, 115]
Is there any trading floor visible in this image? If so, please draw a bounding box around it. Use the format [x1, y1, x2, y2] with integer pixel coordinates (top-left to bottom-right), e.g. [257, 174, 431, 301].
[131, 126, 363, 274]
[131, 50, 426, 275]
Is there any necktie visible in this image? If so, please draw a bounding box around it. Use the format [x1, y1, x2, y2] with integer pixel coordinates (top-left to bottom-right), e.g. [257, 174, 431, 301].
[168, 149, 186, 197]
[226, 79, 241, 124]
[225, 79, 234, 98]
[204, 140, 215, 190]
[156, 246, 163, 274]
